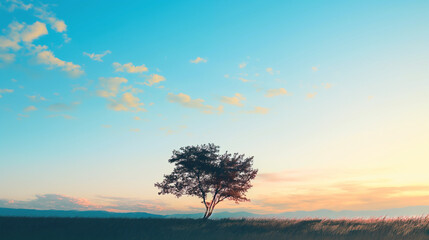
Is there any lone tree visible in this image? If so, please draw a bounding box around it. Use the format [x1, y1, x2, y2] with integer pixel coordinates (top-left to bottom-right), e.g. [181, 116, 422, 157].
[155, 143, 258, 219]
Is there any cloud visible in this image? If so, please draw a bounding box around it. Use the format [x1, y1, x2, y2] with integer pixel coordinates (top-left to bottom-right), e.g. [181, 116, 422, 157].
[248, 106, 269, 114]
[312, 66, 318, 71]
[108, 92, 146, 112]
[36, 50, 84, 77]
[167, 93, 223, 114]
[113, 62, 148, 73]
[47, 114, 74, 120]
[27, 95, 46, 101]
[5, 0, 33, 11]
[265, 88, 288, 98]
[0, 53, 15, 63]
[190, 57, 207, 64]
[24, 105, 37, 111]
[0, 88, 13, 98]
[134, 116, 141, 120]
[72, 86, 88, 92]
[83, 50, 111, 62]
[266, 67, 273, 74]
[239, 62, 247, 68]
[0, 21, 48, 51]
[253, 183, 429, 212]
[139, 74, 166, 86]
[97, 77, 128, 98]
[221, 93, 246, 107]
[0, 89, 14, 93]
[130, 128, 140, 132]
[238, 77, 251, 82]
[47, 103, 75, 111]
[33, 6, 67, 33]
[0, 194, 98, 211]
[324, 83, 332, 89]
[20, 21, 48, 42]
[306, 92, 317, 99]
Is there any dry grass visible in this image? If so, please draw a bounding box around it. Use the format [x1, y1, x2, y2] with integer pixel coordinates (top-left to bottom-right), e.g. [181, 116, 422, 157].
[0, 216, 428, 240]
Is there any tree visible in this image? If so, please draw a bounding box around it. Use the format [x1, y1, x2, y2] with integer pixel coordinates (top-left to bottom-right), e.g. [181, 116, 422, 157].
[155, 143, 258, 219]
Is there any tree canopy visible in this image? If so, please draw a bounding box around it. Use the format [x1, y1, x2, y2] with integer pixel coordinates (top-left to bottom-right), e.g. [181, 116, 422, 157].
[155, 143, 258, 219]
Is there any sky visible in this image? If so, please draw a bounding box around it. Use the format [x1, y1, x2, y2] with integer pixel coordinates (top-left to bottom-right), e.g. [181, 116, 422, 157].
[0, 0, 429, 215]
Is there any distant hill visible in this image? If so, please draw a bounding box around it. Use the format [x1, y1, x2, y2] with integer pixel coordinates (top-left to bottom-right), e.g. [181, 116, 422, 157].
[1, 206, 429, 219]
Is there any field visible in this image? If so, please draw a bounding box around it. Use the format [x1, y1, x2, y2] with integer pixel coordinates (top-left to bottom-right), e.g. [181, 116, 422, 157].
[0, 217, 429, 240]
[1, 217, 428, 240]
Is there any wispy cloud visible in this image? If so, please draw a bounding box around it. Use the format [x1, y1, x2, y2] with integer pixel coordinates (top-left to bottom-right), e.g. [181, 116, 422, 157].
[0, 53, 15, 63]
[24, 105, 37, 112]
[113, 62, 148, 73]
[83, 50, 111, 62]
[221, 93, 246, 107]
[0, 89, 14, 93]
[238, 77, 251, 83]
[47, 114, 74, 120]
[0, 21, 48, 51]
[239, 62, 247, 68]
[265, 88, 288, 98]
[139, 74, 166, 86]
[108, 92, 146, 112]
[47, 103, 75, 112]
[36, 50, 84, 77]
[27, 95, 46, 101]
[5, 0, 33, 12]
[306, 92, 317, 99]
[190, 57, 207, 64]
[248, 106, 269, 114]
[167, 93, 223, 114]
[312, 66, 319, 71]
[97, 77, 128, 98]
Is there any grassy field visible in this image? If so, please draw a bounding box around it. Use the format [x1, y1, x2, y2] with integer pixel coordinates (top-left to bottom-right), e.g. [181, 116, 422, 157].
[0, 217, 428, 240]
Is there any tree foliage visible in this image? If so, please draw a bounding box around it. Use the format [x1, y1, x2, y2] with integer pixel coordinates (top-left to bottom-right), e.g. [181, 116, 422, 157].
[155, 143, 258, 219]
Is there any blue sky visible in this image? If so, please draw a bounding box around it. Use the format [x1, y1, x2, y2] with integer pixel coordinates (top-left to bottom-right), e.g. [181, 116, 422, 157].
[0, 0, 429, 214]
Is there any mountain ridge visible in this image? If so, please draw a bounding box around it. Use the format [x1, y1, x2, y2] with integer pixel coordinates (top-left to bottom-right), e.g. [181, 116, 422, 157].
[1, 206, 429, 219]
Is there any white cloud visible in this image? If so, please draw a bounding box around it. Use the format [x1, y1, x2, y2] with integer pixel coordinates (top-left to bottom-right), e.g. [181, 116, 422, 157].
[167, 93, 223, 114]
[239, 62, 247, 68]
[190, 57, 207, 64]
[24, 105, 37, 111]
[97, 77, 128, 98]
[266, 67, 274, 74]
[113, 62, 148, 73]
[0, 53, 15, 63]
[306, 92, 317, 99]
[0, 89, 14, 93]
[72, 86, 88, 92]
[265, 88, 288, 98]
[36, 50, 84, 77]
[83, 50, 111, 62]
[221, 93, 246, 107]
[249, 106, 269, 114]
[27, 95, 46, 101]
[0, 21, 47, 51]
[34, 6, 67, 33]
[21, 21, 48, 42]
[140, 74, 165, 86]
[5, 0, 33, 11]
[238, 77, 251, 82]
[312, 66, 319, 71]
[108, 92, 145, 112]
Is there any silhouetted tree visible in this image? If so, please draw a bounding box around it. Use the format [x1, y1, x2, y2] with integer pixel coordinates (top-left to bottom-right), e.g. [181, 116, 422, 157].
[155, 143, 258, 219]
